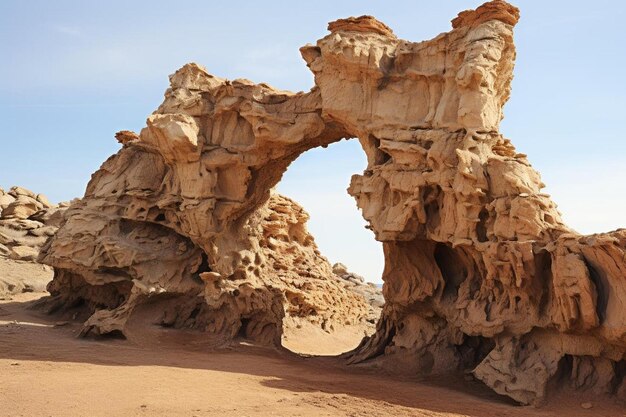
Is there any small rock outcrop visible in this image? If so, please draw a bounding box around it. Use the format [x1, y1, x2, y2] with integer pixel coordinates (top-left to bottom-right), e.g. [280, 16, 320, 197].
[333, 262, 384, 311]
[0, 186, 68, 296]
[40, 0, 626, 406]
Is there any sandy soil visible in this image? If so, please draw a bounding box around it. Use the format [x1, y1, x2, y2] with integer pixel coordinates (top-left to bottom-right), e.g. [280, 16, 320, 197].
[281, 319, 372, 356]
[0, 293, 624, 417]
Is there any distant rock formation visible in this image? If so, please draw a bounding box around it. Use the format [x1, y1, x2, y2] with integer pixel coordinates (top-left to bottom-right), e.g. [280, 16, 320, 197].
[0, 186, 68, 296]
[333, 262, 384, 311]
[40, 0, 626, 405]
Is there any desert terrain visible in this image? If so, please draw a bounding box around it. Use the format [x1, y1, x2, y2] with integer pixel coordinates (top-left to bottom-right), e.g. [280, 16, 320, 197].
[1, 292, 624, 417]
[2, 0, 626, 415]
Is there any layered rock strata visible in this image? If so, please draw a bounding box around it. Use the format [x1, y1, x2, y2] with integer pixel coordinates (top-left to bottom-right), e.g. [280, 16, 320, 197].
[40, 0, 626, 405]
[0, 186, 68, 295]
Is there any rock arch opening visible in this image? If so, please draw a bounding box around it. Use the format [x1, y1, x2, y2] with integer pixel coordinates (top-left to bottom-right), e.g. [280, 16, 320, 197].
[276, 139, 385, 355]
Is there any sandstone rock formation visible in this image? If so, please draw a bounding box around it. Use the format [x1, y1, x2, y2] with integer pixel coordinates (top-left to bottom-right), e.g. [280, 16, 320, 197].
[40, 0, 626, 405]
[40, 184, 376, 345]
[0, 186, 68, 296]
[333, 262, 384, 311]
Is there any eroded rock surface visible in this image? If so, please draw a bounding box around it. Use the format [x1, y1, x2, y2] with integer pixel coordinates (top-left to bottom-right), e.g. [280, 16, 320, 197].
[41, 181, 377, 345]
[333, 262, 384, 312]
[40, 0, 626, 405]
[0, 186, 69, 296]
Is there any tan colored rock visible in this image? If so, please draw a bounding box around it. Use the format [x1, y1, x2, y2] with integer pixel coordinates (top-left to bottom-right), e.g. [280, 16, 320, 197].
[9, 245, 39, 262]
[332, 263, 348, 276]
[8, 186, 36, 199]
[36, 193, 53, 208]
[39, 0, 626, 406]
[327, 15, 395, 38]
[42, 189, 374, 343]
[0, 189, 16, 211]
[0, 186, 69, 297]
[0, 257, 52, 296]
[1, 195, 42, 219]
[333, 262, 384, 312]
[452, 0, 520, 29]
[115, 130, 139, 145]
[0, 243, 10, 257]
[29, 208, 66, 228]
[1, 186, 57, 220]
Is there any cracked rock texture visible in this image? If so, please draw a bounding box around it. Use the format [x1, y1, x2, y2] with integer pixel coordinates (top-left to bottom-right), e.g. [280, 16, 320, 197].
[0, 186, 68, 296]
[40, 0, 626, 405]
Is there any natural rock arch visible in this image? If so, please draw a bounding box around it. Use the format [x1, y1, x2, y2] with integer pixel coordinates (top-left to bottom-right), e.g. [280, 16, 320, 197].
[40, 0, 626, 406]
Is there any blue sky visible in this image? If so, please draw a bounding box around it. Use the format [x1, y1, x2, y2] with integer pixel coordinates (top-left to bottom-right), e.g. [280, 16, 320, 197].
[1, 1, 625, 283]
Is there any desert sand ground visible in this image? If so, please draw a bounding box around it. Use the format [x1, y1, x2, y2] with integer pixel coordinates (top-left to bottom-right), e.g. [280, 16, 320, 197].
[0, 293, 624, 417]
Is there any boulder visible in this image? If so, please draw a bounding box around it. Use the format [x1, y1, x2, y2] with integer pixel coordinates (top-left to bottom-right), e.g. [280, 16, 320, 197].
[332, 262, 348, 276]
[1, 200, 39, 219]
[0, 187, 68, 296]
[0, 192, 16, 210]
[8, 186, 36, 199]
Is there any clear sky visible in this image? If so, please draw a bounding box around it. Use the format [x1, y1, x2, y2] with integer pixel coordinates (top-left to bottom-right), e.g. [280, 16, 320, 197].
[1, 1, 625, 283]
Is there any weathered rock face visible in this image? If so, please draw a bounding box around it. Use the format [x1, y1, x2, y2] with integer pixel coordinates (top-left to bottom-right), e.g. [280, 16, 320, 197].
[41, 181, 376, 345]
[333, 262, 385, 311]
[40, 0, 626, 405]
[0, 186, 68, 296]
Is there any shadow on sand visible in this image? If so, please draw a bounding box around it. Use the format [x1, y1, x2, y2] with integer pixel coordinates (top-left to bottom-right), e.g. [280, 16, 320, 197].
[0, 295, 614, 417]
